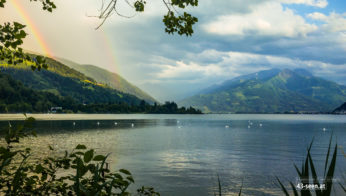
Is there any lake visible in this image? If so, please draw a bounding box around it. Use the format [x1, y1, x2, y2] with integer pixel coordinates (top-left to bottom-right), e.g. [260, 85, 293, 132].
[0, 114, 345, 195]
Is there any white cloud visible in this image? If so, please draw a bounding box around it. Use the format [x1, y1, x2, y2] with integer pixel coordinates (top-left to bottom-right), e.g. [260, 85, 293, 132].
[152, 49, 345, 83]
[155, 61, 224, 81]
[308, 12, 346, 32]
[203, 2, 317, 37]
[281, 0, 328, 8]
[307, 12, 328, 20]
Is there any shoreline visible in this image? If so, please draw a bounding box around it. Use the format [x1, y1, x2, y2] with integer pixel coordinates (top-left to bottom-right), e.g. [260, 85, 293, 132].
[0, 113, 345, 122]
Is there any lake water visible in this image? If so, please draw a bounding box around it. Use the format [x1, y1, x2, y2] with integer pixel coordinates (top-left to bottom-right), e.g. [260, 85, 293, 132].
[0, 114, 345, 195]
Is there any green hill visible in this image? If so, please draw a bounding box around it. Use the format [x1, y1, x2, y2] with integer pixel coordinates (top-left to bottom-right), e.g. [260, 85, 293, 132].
[0, 57, 144, 106]
[179, 69, 346, 113]
[56, 58, 156, 104]
[0, 72, 68, 112]
[0, 71, 201, 114]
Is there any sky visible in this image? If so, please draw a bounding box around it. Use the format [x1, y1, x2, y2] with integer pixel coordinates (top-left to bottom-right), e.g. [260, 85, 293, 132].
[1, 0, 346, 101]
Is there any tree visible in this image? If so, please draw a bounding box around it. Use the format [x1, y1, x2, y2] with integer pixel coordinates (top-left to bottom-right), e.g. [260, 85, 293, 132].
[0, 116, 161, 195]
[96, 0, 198, 36]
[0, 0, 56, 70]
[0, 0, 198, 69]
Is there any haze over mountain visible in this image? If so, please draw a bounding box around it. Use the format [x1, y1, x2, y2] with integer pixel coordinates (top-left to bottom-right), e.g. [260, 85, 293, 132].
[179, 69, 346, 113]
[56, 58, 157, 104]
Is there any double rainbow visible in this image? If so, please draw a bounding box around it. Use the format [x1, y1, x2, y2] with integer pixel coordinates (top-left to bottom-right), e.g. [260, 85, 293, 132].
[10, 0, 121, 78]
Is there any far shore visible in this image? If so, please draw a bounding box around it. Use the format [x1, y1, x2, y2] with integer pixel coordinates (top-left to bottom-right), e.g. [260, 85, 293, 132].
[0, 113, 344, 122]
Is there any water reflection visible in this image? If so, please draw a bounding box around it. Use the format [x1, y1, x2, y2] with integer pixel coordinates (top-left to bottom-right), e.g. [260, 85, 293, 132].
[0, 119, 161, 135]
[0, 114, 345, 195]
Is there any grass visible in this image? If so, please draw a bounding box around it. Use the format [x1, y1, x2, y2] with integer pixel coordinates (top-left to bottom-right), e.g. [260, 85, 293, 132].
[214, 174, 243, 196]
[215, 134, 345, 196]
[276, 134, 344, 196]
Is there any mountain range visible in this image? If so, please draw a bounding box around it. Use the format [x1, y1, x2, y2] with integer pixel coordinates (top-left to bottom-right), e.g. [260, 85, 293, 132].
[179, 69, 346, 113]
[0, 56, 146, 106]
[2, 52, 345, 114]
[56, 57, 156, 104]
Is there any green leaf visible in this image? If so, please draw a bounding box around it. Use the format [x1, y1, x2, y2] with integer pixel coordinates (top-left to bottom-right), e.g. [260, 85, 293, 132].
[324, 144, 337, 196]
[238, 178, 243, 196]
[276, 177, 289, 196]
[339, 182, 346, 192]
[289, 182, 299, 196]
[74, 151, 84, 156]
[127, 176, 135, 183]
[93, 155, 106, 161]
[217, 174, 221, 196]
[35, 164, 44, 173]
[75, 144, 87, 150]
[324, 133, 333, 177]
[119, 169, 131, 175]
[83, 149, 94, 163]
[307, 151, 321, 196]
[134, 0, 145, 12]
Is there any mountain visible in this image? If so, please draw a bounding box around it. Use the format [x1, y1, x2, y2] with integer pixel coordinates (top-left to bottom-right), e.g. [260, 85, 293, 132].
[0, 72, 68, 112]
[0, 57, 144, 106]
[179, 69, 346, 113]
[332, 102, 346, 114]
[56, 58, 156, 104]
[0, 71, 201, 114]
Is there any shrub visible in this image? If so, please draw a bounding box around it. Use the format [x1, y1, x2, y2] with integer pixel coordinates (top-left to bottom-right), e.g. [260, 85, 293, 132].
[277, 135, 345, 196]
[0, 116, 160, 195]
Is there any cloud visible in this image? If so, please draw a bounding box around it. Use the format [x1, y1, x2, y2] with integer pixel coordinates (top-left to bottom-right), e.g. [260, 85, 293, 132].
[152, 49, 346, 84]
[140, 47, 346, 101]
[203, 2, 317, 37]
[2, 0, 345, 102]
[155, 61, 224, 81]
[281, 0, 328, 8]
[308, 12, 346, 32]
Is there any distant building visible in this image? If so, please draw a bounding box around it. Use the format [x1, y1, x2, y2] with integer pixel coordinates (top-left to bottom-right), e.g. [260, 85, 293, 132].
[51, 107, 62, 113]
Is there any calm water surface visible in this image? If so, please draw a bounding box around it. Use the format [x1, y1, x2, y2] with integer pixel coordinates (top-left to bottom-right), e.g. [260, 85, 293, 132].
[0, 114, 345, 195]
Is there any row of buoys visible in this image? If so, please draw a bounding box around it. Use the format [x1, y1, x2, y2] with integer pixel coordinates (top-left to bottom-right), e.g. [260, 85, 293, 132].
[71, 121, 329, 132]
[223, 122, 328, 132]
[72, 121, 136, 127]
[224, 121, 263, 129]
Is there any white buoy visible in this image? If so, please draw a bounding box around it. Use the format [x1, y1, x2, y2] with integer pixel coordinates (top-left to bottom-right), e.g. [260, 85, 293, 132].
[97, 122, 100, 126]
[177, 120, 180, 123]
[259, 123, 262, 127]
[225, 125, 229, 128]
[114, 122, 117, 125]
[248, 125, 251, 129]
[323, 128, 326, 131]
[131, 123, 134, 127]
[73, 122, 76, 126]
[178, 126, 182, 129]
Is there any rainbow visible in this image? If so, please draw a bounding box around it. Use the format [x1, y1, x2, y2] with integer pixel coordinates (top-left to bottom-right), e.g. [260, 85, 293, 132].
[10, 0, 122, 81]
[10, 0, 53, 57]
[99, 28, 121, 81]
